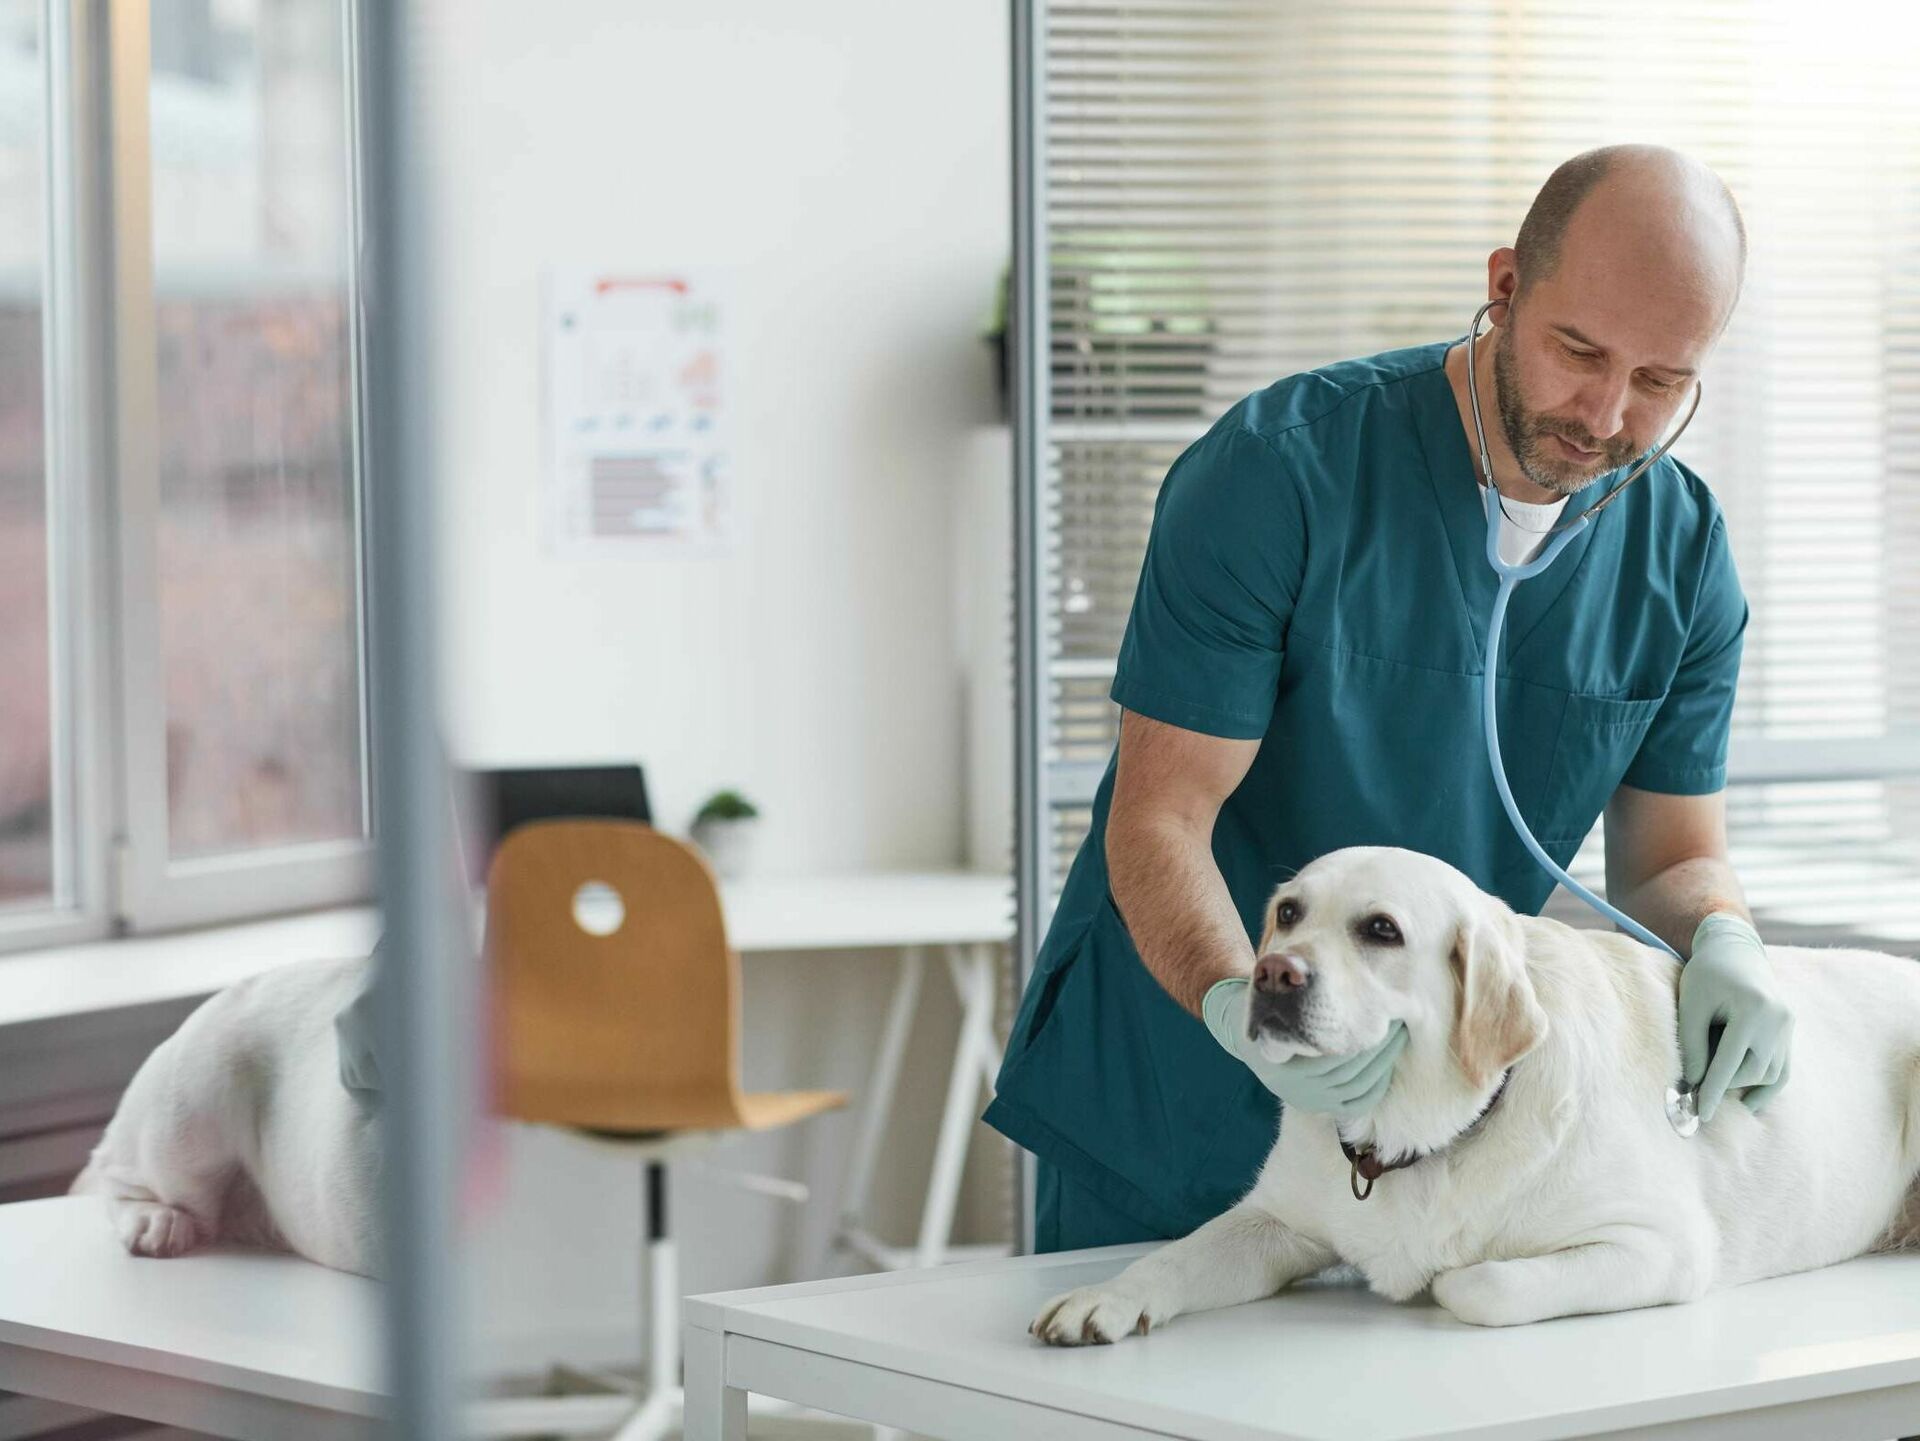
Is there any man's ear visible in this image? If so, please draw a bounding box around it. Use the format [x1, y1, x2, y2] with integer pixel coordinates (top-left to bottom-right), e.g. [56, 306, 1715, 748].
[1450, 908, 1547, 1089]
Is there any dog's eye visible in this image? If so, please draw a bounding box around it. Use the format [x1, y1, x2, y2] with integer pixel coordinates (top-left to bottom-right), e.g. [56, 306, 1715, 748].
[1275, 898, 1302, 926]
[1361, 914, 1403, 945]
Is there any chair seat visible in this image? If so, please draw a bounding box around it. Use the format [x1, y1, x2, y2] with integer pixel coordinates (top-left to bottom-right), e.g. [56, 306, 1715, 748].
[736, 1089, 848, 1131]
[565, 1127, 727, 1162]
[510, 1085, 847, 1136]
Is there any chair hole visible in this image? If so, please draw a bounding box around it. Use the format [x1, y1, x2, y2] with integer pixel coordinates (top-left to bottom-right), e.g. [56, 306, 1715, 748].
[572, 881, 625, 936]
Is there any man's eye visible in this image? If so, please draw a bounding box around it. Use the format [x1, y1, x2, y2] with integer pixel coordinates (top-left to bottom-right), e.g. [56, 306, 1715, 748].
[1561, 343, 1599, 363]
[1640, 375, 1676, 393]
[1362, 914, 1403, 944]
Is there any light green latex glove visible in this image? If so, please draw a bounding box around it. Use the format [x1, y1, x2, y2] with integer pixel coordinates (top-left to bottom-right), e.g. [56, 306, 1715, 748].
[1202, 978, 1409, 1121]
[1678, 912, 1792, 1123]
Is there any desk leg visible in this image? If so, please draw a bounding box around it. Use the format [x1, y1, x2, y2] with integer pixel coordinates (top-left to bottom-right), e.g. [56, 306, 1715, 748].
[839, 947, 925, 1248]
[682, 1325, 745, 1441]
[961, 941, 1006, 1092]
[916, 943, 997, 1269]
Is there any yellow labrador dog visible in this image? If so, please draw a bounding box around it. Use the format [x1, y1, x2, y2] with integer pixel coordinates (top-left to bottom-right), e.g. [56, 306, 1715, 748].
[1034, 847, 1920, 1339]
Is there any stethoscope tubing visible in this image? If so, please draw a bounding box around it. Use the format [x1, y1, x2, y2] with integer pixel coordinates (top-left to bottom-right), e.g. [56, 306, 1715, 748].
[1462, 298, 1701, 962]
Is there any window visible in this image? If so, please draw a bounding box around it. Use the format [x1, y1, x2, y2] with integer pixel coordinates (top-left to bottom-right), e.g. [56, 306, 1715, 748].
[0, 0, 368, 954]
[0, 3, 53, 919]
[1022, 1, 1920, 946]
[144, 0, 366, 864]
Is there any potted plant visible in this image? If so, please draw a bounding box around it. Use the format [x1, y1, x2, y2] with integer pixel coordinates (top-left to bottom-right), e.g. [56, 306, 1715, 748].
[980, 239, 1218, 424]
[690, 789, 760, 880]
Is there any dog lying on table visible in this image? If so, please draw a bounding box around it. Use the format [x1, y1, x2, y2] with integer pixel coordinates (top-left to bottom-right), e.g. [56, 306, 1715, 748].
[72, 955, 380, 1277]
[1033, 847, 1920, 1340]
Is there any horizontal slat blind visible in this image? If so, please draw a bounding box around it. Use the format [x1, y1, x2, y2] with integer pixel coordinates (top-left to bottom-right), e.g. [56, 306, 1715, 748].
[1040, 0, 1920, 938]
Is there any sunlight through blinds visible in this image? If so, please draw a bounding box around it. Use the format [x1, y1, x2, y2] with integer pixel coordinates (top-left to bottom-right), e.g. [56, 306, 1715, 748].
[1039, 0, 1920, 944]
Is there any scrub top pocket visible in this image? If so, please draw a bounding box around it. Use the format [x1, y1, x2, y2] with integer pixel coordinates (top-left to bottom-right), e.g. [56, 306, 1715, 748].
[1537, 691, 1666, 844]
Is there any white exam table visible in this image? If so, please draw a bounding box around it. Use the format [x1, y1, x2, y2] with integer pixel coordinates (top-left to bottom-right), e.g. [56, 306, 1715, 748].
[5, 1192, 1918, 1441]
[684, 1241, 1920, 1441]
[0, 1196, 379, 1439]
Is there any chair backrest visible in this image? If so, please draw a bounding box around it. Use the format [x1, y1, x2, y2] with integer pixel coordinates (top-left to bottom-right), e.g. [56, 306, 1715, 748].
[485, 818, 746, 1131]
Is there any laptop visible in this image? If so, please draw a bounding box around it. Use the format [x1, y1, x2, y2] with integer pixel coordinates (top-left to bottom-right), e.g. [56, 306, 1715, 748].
[456, 763, 652, 880]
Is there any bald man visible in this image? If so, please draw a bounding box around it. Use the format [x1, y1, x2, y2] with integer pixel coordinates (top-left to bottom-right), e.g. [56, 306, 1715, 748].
[984, 145, 1792, 1253]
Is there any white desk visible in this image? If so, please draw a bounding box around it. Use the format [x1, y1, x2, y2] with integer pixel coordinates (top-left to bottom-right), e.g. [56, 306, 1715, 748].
[685, 1244, 1920, 1441]
[0, 1196, 380, 1440]
[712, 872, 1015, 1272]
[719, 871, 1013, 954]
[0, 870, 1014, 1441]
[0, 870, 1014, 1271]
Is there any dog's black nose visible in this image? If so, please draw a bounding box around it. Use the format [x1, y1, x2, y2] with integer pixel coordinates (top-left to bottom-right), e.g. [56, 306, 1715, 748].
[1253, 952, 1310, 994]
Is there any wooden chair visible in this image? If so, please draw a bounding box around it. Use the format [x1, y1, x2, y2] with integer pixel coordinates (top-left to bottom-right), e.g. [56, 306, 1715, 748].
[476, 818, 846, 1441]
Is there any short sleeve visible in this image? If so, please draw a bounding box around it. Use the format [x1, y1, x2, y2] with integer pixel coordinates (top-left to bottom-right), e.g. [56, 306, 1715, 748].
[1622, 517, 1747, 794]
[1108, 423, 1305, 740]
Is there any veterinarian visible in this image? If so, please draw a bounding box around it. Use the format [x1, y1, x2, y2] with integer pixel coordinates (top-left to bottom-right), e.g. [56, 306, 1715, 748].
[985, 144, 1794, 1253]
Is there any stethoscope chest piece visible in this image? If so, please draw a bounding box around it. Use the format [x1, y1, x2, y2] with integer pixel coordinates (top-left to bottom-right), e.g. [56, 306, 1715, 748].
[1665, 1082, 1701, 1138]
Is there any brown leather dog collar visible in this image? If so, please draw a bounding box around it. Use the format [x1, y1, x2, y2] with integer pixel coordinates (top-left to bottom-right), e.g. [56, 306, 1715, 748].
[1339, 1069, 1512, 1201]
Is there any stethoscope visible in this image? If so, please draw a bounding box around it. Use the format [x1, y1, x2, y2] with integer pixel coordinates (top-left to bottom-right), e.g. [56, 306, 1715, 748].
[1462, 296, 1702, 966]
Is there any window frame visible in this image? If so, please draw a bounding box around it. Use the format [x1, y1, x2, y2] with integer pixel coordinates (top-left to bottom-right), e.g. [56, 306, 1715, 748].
[0, 0, 372, 957]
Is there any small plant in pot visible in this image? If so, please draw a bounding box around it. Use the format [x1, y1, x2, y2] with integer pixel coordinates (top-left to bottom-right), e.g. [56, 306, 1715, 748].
[690, 789, 760, 880]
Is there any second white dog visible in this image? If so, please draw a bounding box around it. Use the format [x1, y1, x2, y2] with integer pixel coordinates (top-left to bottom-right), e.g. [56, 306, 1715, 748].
[72, 955, 381, 1277]
[1034, 847, 1920, 1338]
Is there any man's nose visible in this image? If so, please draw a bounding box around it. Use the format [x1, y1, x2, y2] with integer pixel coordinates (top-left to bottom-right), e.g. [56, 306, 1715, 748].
[1253, 951, 1310, 994]
[1573, 375, 1631, 443]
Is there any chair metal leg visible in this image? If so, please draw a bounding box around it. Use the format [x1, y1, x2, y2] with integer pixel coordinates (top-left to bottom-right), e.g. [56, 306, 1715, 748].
[610, 1160, 677, 1441]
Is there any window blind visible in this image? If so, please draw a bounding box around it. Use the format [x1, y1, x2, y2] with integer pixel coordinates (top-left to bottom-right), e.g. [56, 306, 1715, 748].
[1035, 0, 1920, 948]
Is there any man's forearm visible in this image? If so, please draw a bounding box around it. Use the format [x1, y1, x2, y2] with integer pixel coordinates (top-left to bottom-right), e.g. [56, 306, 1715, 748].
[1616, 855, 1752, 957]
[1106, 814, 1255, 1018]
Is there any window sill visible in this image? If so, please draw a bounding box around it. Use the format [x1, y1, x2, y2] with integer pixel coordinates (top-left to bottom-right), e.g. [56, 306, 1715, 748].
[0, 906, 380, 1046]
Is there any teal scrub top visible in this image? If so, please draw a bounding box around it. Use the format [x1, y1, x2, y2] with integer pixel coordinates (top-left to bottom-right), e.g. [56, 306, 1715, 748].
[983, 340, 1747, 1240]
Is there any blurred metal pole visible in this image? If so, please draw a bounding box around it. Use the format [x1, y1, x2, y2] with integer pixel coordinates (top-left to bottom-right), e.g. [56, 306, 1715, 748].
[1009, 0, 1050, 1259]
[355, 1, 473, 1435]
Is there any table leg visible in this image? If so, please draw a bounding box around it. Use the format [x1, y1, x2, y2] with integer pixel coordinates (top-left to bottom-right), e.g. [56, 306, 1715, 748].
[916, 943, 996, 1269]
[681, 1325, 745, 1441]
[839, 948, 925, 1245]
[959, 942, 1005, 1092]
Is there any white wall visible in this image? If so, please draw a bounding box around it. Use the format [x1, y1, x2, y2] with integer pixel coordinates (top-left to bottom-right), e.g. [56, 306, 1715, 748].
[426, 0, 1008, 865]
[417, 0, 1014, 1374]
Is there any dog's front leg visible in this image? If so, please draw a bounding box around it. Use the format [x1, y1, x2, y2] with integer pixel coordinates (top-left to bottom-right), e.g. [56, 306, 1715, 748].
[1032, 1203, 1333, 1346]
[1432, 1234, 1700, 1327]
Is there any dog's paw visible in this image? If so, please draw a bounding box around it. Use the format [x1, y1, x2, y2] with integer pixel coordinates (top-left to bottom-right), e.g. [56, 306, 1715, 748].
[115, 1201, 205, 1259]
[1431, 1262, 1531, 1327]
[1030, 1282, 1163, 1346]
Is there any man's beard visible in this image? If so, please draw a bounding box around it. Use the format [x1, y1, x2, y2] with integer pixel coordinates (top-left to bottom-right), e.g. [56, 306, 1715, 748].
[1492, 326, 1639, 497]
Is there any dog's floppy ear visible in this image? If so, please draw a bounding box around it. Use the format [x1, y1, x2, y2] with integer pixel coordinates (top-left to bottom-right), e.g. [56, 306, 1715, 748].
[1450, 909, 1547, 1089]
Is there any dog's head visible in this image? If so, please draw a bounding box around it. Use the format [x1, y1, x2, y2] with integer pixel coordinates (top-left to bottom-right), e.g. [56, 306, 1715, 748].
[1248, 847, 1547, 1093]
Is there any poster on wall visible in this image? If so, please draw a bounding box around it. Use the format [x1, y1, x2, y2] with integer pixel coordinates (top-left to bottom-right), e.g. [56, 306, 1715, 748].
[545, 268, 733, 553]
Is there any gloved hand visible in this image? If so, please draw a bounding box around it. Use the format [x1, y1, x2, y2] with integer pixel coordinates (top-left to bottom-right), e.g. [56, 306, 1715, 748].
[1678, 912, 1792, 1123]
[1202, 977, 1408, 1121]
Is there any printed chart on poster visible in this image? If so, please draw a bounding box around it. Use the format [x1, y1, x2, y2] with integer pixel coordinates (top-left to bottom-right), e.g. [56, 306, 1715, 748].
[546, 269, 732, 553]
